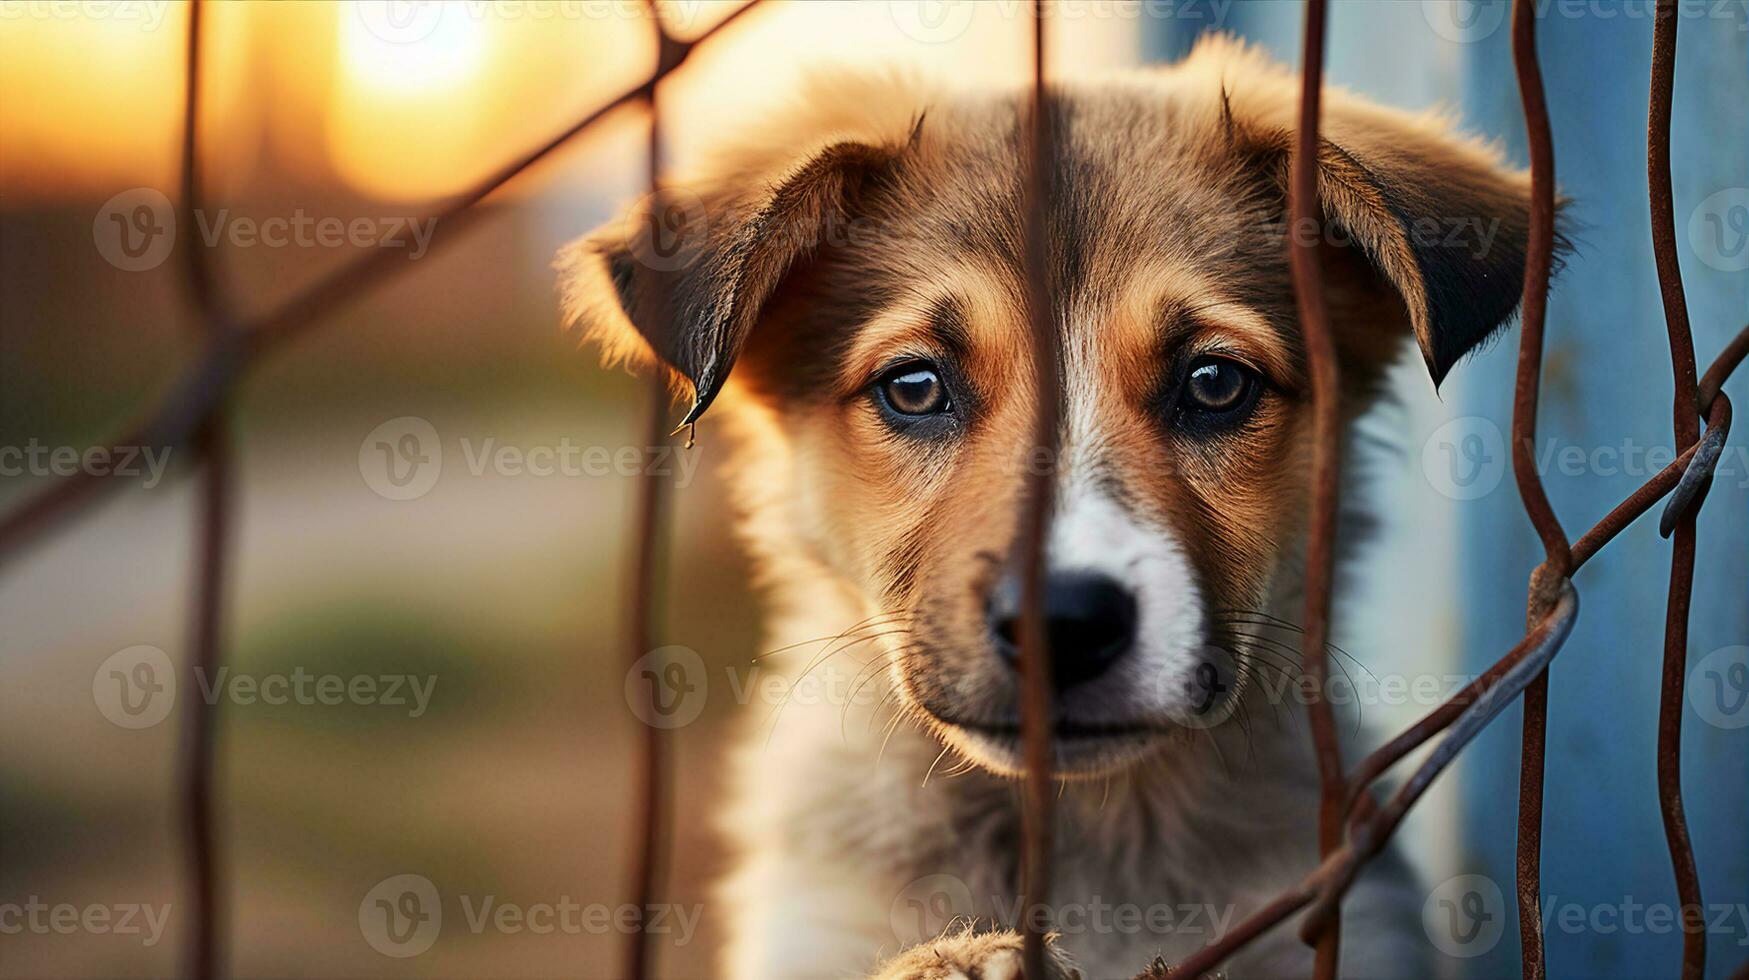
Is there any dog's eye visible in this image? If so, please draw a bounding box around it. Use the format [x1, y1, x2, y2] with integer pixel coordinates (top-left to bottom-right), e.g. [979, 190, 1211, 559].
[877, 362, 951, 417]
[1175, 356, 1261, 432]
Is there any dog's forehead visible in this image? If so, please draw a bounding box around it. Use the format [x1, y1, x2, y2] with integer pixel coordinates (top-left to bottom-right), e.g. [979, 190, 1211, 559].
[867, 89, 1289, 324]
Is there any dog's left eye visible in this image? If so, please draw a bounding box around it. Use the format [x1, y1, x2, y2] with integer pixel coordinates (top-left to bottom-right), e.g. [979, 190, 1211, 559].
[876, 362, 952, 417]
[1174, 356, 1261, 431]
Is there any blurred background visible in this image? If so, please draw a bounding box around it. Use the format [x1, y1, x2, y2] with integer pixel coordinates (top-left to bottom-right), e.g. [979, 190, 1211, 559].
[0, 1, 1743, 977]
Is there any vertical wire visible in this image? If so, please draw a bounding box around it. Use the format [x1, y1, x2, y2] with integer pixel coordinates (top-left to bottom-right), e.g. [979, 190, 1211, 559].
[1508, 2, 1573, 973]
[183, 416, 230, 980]
[178, 4, 229, 976]
[1646, 5, 1706, 977]
[1286, 1, 1344, 975]
[1018, 2, 1059, 976]
[623, 5, 682, 979]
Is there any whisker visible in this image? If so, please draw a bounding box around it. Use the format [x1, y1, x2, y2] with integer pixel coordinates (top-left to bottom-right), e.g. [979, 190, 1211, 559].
[921, 744, 953, 788]
[1212, 610, 1374, 676]
[1219, 625, 1370, 694]
[761, 631, 909, 748]
[874, 710, 908, 771]
[1202, 726, 1233, 781]
[751, 611, 913, 662]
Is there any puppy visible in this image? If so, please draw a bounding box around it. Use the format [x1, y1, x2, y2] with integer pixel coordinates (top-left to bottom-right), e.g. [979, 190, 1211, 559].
[561, 35, 1536, 979]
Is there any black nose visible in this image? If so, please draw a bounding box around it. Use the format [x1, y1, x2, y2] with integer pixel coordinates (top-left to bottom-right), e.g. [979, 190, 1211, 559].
[988, 571, 1137, 692]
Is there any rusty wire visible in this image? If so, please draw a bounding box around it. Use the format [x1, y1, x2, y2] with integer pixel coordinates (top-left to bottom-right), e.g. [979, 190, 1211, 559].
[1282, 2, 1347, 976]
[1647, 3, 1708, 976]
[1017, 2, 1060, 975]
[2, 2, 1743, 978]
[1508, 0, 1571, 971]
[0, 3, 763, 975]
[620, 5, 688, 978]
[177, 5, 228, 979]
[0, 0, 767, 563]
[1163, 1, 1744, 975]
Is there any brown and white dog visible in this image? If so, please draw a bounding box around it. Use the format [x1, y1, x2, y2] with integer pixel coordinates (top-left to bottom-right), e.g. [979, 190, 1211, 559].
[561, 36, 1536, 980]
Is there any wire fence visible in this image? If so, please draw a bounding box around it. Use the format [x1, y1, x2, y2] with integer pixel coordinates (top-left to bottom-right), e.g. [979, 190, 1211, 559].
[2, 1, 1745, 978]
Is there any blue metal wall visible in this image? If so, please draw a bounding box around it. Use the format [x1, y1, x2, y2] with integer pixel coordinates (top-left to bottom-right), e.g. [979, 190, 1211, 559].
[1149, 2, 1747, 976]
[1454, 6, 1747, 978]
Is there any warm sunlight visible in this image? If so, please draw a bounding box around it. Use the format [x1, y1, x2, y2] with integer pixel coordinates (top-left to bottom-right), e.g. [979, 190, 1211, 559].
[2, 1, 1138, 203]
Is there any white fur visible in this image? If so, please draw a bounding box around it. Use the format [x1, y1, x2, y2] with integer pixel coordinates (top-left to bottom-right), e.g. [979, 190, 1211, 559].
[711, 403, 1426, 977]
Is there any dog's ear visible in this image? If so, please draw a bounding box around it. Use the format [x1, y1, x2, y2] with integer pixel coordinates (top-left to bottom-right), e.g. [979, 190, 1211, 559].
[558, 134, 907, 424]
[1187, 36, 1556, 387]
[1290, 121, 1543, 387]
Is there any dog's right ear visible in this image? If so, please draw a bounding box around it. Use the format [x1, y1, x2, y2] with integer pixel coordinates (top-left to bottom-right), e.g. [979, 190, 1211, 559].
[558, 135, 908, 426]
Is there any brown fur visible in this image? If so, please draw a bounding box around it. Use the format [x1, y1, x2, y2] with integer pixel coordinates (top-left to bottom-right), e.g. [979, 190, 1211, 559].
[559, 35, 1544, 978]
